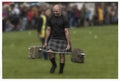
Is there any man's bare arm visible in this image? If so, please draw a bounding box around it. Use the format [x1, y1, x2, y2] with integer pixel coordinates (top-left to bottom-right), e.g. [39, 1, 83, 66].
[43, 26, 51, 47]
[65, 28, 70, 49]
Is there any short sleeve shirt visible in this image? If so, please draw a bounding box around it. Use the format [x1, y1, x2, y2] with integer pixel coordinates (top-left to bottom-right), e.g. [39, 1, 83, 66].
[47, 15, 69, 40]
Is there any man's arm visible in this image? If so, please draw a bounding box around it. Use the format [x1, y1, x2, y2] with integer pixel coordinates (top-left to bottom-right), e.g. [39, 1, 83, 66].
[65, 28, 70, 49]
[43, 26, 51, 47]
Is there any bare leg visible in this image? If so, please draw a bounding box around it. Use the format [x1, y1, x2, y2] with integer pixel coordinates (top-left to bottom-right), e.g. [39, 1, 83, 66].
[48, 52, 54, 60]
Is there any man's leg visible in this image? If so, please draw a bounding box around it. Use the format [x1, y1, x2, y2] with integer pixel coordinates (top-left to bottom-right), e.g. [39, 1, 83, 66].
[59, 53, 65, 74]
[48, 51, 57, 73]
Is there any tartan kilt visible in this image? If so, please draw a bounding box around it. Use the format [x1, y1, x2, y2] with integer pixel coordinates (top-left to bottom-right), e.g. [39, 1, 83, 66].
[45, 39, 71, 53]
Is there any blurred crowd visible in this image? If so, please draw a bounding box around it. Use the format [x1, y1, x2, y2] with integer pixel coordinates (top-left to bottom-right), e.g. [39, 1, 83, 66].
[2, 2, 118, 32]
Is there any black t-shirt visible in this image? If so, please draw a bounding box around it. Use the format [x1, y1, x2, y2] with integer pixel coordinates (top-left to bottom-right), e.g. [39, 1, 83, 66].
[47, 15, 69, 40]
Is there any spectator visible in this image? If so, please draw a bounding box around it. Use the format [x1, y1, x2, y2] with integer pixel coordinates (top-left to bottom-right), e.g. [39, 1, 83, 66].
[81, 4, 86, 26]
[67, 5, 75, 28]
[27, 7, 34, 29]
[97, 5, 104, 25]
[11, 4, 20, 15]
[32, 5, 39, 29]
[36, 8, 52, 60]
[19, 3, 29, 31]
[84, 8, 91, 27]
[74, 5, 81, 27]
[6, 12, 21, 31]
[2, 2, 118, 32]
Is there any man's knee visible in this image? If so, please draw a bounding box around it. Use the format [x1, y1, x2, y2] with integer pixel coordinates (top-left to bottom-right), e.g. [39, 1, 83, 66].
[59, 54, 65, 59]
[48, 49, 54, 59]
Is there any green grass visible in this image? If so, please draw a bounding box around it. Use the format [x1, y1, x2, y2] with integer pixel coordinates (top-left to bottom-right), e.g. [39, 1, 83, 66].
[2, 25, 118, 78]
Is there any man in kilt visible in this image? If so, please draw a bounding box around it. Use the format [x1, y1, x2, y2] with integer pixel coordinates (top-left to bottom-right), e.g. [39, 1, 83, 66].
[43, 4, 71, 74]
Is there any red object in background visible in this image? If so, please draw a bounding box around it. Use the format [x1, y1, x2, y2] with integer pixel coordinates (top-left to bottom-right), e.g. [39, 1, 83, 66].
[2, 12, 6, 17]
[27, 11, 34, 21]
[2, 2, 12, 5]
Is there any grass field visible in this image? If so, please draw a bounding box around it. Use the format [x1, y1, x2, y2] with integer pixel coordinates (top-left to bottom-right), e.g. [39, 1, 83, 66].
[2, 25, 118, 79]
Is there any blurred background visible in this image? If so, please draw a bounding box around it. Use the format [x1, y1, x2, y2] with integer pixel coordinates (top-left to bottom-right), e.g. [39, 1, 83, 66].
[2, 2, 118, 32]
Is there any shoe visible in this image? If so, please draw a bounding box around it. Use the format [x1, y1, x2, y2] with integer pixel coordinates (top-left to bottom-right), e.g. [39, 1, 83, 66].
[50, 65, 57, 73]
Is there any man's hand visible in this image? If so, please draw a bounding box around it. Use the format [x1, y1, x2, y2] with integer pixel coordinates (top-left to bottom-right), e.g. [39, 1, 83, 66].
[65, 28, 70, 50]
[43, 42, 47, 48]
[66, 44, 70, 50]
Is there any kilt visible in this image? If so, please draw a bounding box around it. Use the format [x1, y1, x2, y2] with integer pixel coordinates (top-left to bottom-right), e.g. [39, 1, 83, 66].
[44, 39, 71, 53]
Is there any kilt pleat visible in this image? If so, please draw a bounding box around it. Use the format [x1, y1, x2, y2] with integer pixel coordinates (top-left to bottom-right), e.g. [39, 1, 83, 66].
[45, 39, 68, 53]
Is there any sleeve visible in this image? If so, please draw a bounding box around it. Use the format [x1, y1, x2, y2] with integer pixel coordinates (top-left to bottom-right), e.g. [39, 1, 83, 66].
[36, 17, 43, 33]
[64, 16, 69, 28]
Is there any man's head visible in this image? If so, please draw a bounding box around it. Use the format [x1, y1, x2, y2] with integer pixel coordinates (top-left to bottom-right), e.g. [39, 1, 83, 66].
[45, 9, 51, 17]
[52, 4, 61, 16]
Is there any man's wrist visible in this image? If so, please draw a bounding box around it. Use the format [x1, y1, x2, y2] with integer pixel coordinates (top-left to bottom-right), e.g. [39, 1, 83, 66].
[67, 42, 70, 45]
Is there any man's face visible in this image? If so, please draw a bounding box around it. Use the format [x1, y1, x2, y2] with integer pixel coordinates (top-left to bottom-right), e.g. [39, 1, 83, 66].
[45, 9, 51, 17]
[53, 7, 61, 16]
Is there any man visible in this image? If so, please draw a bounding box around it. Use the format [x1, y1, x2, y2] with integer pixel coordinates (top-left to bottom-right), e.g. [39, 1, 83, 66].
[37, 8, 51, 60]
[43, 4, 71, 74]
